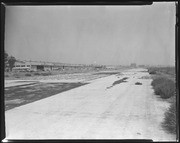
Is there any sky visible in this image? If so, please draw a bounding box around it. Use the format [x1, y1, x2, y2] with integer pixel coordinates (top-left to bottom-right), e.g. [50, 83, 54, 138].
[5, 2, 176, 66]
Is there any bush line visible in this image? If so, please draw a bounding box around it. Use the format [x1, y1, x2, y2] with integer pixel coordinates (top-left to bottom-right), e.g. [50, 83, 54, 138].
[149, 69, 176, 135]
[151, 77, 175, 99]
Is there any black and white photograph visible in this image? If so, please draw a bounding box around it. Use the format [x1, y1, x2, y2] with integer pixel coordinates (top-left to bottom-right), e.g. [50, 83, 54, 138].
[2, 2, 178, 141]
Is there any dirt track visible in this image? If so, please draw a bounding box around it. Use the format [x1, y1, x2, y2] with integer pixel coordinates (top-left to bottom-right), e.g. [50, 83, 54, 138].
[5, 68, 176, 141]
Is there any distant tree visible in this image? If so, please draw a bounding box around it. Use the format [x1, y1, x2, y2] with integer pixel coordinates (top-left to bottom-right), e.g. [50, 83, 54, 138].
[5, 52, 9, 71]
[5, 52, 8, 62]
[8, 56, 16, 71]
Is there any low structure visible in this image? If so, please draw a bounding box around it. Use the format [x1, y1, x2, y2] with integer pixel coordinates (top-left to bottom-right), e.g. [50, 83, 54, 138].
[13, 60, 107, 72]
[13, 60, 69, 71]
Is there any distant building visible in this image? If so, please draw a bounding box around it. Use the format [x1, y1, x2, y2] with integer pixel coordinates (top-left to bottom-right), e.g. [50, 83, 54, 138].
[13, 60, 68, 71]
[138, 64, 145, 67]
[13, 60, 104, 72]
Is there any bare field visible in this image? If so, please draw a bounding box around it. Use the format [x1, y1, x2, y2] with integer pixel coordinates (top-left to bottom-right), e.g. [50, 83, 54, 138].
[4, 69, 125, 111]
[5, 68, 176, 141]
[5, 82, 87, 111]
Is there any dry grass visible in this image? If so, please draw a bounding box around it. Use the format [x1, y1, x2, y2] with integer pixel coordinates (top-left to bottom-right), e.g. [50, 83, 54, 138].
[41, 72, 52, 76]
[25, 73, 31, 76]
[34, 72, 41, 76]
[151, 77, 175, 99]
[148, 69, 156, 74]
[162, 100, 176, 134]
[148, 67, 175, 78]
[149, 67, 176, 135]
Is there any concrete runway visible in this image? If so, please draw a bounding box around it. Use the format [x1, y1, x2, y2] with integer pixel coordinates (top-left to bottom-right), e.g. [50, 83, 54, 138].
[5, 68, 176, 141]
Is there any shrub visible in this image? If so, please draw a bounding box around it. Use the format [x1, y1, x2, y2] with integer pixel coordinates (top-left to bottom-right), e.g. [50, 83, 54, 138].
[135, 82, 142, 85]
[34, 72, 41, 76]
[25, 73, 31, 76]
[148, 68, 157, 74]
[162, 101, 176, 134]
[13, 73, 20, 78]
[151, 77, 167, 86]
[149, 70, 156, 74]
[41, 72, 51, 76]
[151, 77, 175, 99]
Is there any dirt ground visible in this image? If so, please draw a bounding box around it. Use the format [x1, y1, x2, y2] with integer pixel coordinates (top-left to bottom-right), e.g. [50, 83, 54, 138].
[4, 71, 121, 110]
[5, 68, 176, 141]
[5, 82, 87, 111]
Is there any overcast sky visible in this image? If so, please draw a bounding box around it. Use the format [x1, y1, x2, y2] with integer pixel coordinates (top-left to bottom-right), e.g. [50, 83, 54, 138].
[5, 2, 175, 66]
